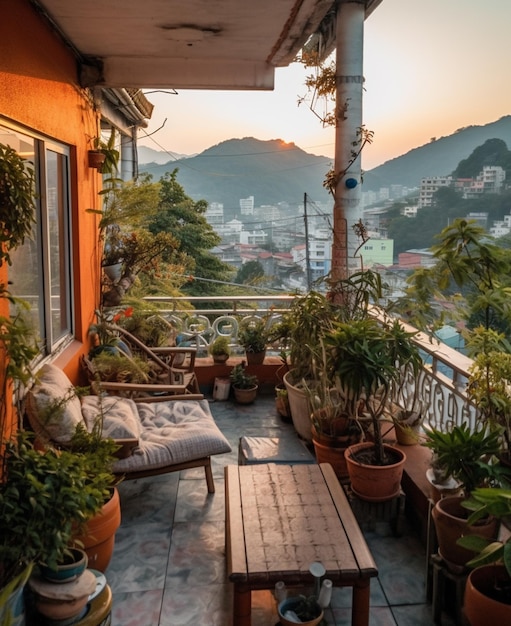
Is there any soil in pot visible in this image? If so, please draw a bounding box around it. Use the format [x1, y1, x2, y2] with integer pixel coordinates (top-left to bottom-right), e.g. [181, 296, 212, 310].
[464, 564, 511, 625]
[345, 442, 406, 502]
[432, 496, 498, 570]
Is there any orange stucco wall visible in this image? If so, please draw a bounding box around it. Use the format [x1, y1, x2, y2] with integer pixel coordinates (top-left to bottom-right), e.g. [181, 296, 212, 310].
[0, 0, 102, 383]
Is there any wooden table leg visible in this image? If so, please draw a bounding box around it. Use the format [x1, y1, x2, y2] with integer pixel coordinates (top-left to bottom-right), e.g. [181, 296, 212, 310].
[351, 580, 370, 626]
[233, 585, 251, 626]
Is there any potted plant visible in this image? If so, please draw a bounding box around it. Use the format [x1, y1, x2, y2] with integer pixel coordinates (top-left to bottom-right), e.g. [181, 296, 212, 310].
[423, 423, 506, 569]
[0, 429, 118, 623]
[88, 131, 120, 174]
[278, 594, 324, 626]
[237, 317, 268, 365]
[322, 316, 422, 501]
[280, 270, 385, 442]
[230, 361, 258, 405]
[209, 336, 231, 364]
[457, 488, 511, 624]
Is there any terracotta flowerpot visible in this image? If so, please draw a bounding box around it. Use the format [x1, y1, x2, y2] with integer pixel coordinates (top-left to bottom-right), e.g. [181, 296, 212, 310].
[312, 427, 361, 482]
[233, 385, 258, 405]
[87, 149, 106, 170]
[345, 442, 406, 502]
[464, 564, 511, 625]
[246, 350, 266, 365]
[212, 353, 229, 364]
[74, 487, 121, 573]
[283, 371, 312, 442]
[432, 495, 498, 570]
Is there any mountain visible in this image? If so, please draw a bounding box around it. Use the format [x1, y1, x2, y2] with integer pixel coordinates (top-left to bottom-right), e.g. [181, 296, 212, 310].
[138, 145, 193, 165]
[139, 137, 332, 209]
[363, 116, 511, 192]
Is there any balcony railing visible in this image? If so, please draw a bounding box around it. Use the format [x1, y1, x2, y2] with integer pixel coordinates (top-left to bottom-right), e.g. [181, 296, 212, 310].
[143, 295, 477, 433]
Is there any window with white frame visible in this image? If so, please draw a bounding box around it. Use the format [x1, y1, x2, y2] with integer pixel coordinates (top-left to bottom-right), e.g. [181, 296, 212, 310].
[0, 123, 73, 356]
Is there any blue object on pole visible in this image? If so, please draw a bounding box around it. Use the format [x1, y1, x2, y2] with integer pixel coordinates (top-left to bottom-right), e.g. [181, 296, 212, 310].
[345, 177, 358, 189]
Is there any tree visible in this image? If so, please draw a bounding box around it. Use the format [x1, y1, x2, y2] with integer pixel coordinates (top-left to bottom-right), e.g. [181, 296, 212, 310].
[148, 170, 234, 296]
[235, 261, 264, 286]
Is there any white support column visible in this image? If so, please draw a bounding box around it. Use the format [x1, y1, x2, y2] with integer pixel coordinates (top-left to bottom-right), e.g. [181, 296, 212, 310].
[331, 0, 365, 280]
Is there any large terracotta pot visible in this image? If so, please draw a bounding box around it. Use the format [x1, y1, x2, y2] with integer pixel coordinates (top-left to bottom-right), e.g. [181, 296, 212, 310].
[283, 371, 312, 442]
[431, 496, 498, 570]
[74, 487, 121, 573]
[464, 565, 511, 625]
[345, 442, 406, 502]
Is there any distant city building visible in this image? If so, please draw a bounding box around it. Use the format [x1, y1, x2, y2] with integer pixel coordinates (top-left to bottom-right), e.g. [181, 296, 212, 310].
[239, 196, 255, 215]
[418, 176, 453, 208]
[205, 202, 224, 226]
[419, 166, 506, 208]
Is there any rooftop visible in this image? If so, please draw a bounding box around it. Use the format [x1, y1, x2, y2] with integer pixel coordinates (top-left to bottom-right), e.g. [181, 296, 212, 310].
[105, 394, 456, 626]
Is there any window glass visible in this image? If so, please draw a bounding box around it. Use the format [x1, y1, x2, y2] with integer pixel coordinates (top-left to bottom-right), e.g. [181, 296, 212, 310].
[1, 124, 73, 355]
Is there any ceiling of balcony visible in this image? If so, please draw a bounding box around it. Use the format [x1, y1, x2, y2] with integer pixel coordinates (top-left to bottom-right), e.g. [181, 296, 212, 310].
[32, 0, 382, 90]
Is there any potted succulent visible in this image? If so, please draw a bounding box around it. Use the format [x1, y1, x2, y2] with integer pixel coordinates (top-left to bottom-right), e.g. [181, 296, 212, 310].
[423, 423, 506, 568]
[209, 336, 231, 364]
[230, 361, 258, 404]
[237, 317, 268, 365]
[457, 488, 511, 625]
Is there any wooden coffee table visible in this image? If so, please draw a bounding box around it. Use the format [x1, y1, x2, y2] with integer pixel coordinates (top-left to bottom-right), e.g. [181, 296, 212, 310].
[225, 462, 378, 626]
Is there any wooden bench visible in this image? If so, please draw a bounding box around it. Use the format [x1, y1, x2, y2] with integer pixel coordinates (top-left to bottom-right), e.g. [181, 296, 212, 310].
[225, 463, 378, 626]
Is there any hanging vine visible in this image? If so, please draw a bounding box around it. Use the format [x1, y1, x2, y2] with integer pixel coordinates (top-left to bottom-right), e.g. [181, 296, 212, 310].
[297, 51, 374, 197]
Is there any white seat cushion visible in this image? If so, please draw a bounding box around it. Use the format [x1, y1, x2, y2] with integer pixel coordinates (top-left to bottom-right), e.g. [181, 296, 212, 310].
[25, 364, 85, 444]
[111, 399, 231, 473]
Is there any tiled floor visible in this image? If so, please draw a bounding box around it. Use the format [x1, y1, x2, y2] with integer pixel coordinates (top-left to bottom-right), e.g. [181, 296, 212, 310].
[106, 395, 454, 626]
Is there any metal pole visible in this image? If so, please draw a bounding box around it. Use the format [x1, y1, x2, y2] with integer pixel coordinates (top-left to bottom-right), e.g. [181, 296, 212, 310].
[304, 192, 312, 289]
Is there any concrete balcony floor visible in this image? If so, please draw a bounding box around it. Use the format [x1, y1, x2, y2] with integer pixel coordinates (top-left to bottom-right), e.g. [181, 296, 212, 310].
[105, 395, 455, 626]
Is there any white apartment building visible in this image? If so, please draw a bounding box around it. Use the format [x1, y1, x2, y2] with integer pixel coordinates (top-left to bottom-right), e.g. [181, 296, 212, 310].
[239, 196, 255, 215]
[205, 202, 224, 226]
[418, 176, 453, 208]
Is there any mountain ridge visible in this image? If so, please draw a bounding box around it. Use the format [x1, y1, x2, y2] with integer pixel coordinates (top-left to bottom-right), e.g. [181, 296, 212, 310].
[138, 116, 511, 204]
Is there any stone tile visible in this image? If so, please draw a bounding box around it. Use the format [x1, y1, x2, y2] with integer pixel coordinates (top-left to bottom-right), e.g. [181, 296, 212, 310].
[110, 589, 163, 626]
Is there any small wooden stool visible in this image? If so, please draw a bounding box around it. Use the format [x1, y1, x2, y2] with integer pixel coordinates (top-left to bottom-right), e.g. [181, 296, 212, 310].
[430, 553, 468, 625]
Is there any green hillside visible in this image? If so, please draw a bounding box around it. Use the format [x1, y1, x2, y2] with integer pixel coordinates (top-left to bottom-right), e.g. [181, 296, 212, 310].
[139, 137, 332, 209]
[363, 116, 511, 191]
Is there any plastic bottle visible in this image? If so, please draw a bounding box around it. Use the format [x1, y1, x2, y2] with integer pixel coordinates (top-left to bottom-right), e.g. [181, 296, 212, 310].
[318, 579, 333, 608]
[274, 580, 287, 603]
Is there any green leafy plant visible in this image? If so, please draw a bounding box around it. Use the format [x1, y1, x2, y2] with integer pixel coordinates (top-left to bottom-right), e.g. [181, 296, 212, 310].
[0, 143, 36, 267]
[422, 423, 507, 494]
[322, 316, 422, 465]
[237, 318, 268, 354]
[209, 336, 231, 358]
[458, 487, 511, 576]
[0, 431, 117, 589]
[90, 351, 150, 383]
[230, 362, 258, 389]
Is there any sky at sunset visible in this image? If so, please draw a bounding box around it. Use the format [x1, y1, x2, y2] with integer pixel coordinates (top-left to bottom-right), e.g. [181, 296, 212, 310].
[138, 0, 511, 171]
